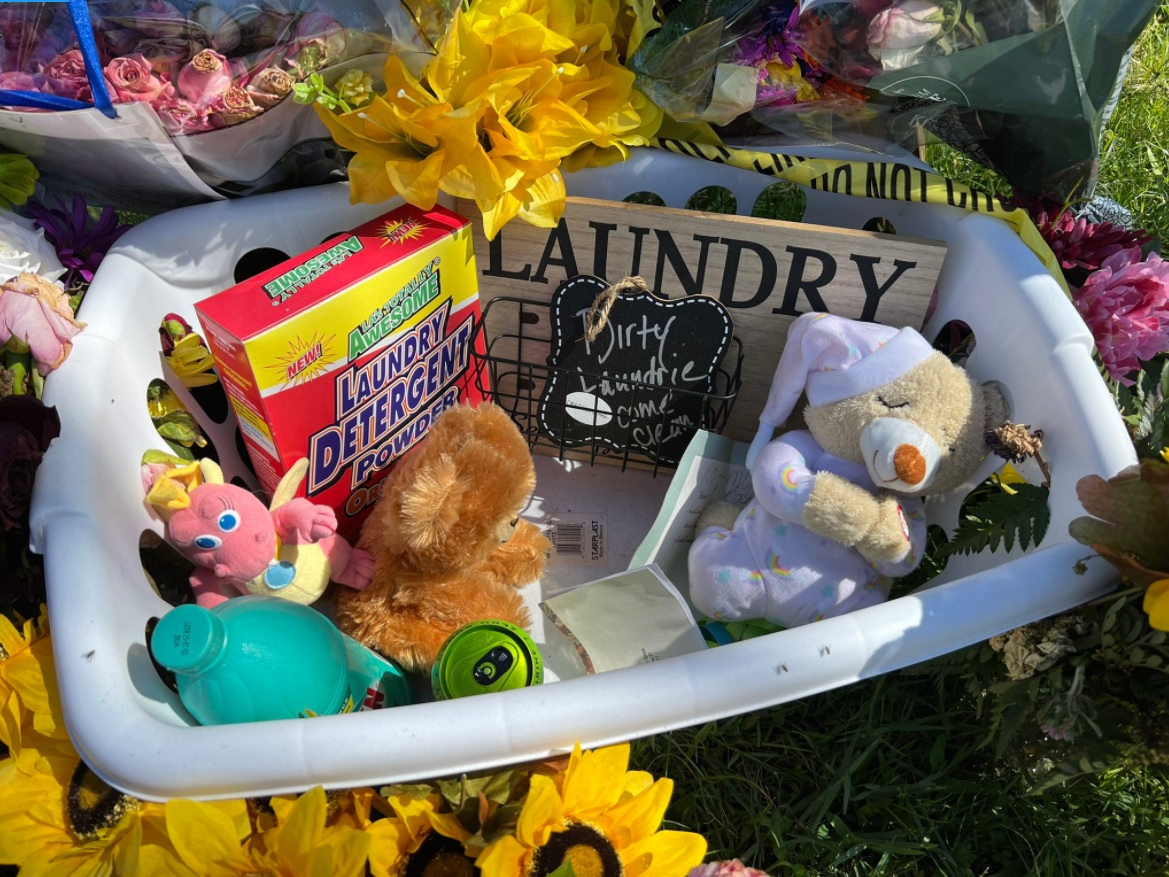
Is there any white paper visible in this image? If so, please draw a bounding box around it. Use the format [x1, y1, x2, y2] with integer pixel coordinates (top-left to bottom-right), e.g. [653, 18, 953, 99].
[539, 564, 707, 677]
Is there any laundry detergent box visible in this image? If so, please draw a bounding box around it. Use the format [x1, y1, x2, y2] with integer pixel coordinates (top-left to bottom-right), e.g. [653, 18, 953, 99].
[195, 202, 487, 541]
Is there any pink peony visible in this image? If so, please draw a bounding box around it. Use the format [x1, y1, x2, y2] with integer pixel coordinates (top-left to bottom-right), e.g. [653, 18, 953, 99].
[177, 49, 232, 107]
[689, 861, 772, 877]
[104, 53, 173, 103]
[151, 96, 211, 135]
[0, 272, 86, 376]
[1074, 247, 1169, 385]
[42, 49, 93, 102]
[246, 67, 294, 109]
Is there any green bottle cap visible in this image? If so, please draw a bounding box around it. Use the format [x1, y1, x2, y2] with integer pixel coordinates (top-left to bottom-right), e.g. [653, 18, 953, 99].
[431, 620, 543, 700]
[149, 604, 227, 675]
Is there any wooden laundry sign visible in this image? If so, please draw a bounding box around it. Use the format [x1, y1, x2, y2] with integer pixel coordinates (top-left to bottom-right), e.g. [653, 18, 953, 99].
[459, 196, 946, 445]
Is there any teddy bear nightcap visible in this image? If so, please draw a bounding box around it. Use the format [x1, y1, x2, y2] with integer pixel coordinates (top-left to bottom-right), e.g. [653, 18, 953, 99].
[694, 312, 1007, 629]
[745, 312, 937, 470]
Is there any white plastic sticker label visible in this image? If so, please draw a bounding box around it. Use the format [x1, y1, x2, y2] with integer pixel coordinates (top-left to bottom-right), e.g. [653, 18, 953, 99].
[544, 516, 607, 566]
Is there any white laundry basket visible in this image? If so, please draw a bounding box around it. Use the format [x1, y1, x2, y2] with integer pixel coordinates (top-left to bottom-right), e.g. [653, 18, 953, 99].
[29, 147, 1136, 801]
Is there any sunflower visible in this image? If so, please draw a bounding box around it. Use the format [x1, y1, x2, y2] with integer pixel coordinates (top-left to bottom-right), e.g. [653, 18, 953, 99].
[0, 620, 183, 876]
[0, 607, 71, 766]
[0, 739, 176, 876]
[367, 790, 477, 877]
[475, 743, 706, 877]
[247, 786, 373, 877]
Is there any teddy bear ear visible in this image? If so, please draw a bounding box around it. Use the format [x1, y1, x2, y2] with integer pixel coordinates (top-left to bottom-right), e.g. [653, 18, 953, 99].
[981, 381, 1010, 429]
[398, 454, 469, 554]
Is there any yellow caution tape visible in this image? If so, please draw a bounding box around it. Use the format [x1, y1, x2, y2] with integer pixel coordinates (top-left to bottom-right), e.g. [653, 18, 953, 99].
[652, 137, 1070, 296]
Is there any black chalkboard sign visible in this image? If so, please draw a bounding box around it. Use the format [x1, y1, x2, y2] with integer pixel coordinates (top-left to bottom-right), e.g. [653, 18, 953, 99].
[537, 275, 735, 466]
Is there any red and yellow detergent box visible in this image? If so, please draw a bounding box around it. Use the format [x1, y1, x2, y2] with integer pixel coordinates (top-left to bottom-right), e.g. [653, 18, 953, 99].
[194, 203, 487, 541]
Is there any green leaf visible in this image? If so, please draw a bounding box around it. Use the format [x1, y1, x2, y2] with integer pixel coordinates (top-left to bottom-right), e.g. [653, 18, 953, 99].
[0, 153, 37, 208]
[545, 862, 577, 877]
[938, 483, 1050, 559]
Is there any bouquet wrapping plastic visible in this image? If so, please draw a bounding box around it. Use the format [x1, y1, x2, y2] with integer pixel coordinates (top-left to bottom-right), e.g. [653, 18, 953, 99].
[628, 0, 1161, 202]
[0, 1, 430, 203]
[792, 0, 1163, 200]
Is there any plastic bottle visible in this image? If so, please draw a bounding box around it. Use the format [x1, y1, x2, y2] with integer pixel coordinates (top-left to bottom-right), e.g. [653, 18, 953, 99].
[149, 595, 353, 725]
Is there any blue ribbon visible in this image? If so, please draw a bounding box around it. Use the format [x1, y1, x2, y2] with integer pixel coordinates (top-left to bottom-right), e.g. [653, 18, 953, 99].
[0, 0, 117, 118]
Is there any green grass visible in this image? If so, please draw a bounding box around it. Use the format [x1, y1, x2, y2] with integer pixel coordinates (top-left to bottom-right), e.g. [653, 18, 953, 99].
[1096, 5, 1169, 244]
[634, 675, 1169, 876]
[631, 8, 1169, 875]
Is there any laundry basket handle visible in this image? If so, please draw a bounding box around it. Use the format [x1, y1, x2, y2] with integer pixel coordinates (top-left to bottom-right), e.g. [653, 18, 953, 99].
[0, 0, 116, 118]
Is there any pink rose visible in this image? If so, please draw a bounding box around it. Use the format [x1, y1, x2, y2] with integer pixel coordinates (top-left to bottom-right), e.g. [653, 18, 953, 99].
[0, 273, 86, 376]
[245, 67, 294, 109]
[151, 96, 211, 135]
[0, 72, 44, 93]
[105, 54, 174, 103]
[177, 49, 232, 107]
[42, 49, 93, 102]
[208, 86, 261, 128]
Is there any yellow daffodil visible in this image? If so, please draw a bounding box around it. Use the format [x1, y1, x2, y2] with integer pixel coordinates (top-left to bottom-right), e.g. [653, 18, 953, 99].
[1161, 447, 1169, 464]
[319, 0, 661, 238]
[1144, 579, 1169, 631]
[476, 742, 706, 877]
[367, 791, 475, 877]
[320, 54, 497, 209]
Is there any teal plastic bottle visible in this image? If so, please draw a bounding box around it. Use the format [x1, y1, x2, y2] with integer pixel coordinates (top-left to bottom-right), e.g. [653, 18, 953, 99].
[149, 595, 353, 725]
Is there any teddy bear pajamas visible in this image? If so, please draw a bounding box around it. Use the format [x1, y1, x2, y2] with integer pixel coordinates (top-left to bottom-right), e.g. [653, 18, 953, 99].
[689, 429, 928, 628]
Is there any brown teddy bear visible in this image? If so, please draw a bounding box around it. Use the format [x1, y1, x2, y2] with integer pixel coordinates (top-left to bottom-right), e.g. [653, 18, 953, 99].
[689, 312, 1009, 628]
[335, 403, 551, 671]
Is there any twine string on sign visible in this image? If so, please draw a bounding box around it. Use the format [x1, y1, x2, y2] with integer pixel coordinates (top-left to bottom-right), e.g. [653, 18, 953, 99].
[583, 276, 650, 342]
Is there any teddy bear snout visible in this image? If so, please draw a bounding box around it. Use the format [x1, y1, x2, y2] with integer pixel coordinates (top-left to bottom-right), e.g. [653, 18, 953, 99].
[893, 444, 927, 485]
[860, 417, 941, 493]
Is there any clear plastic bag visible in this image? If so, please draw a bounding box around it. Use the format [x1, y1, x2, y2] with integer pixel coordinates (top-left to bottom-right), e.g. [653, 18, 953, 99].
[0, 1, 430, 200]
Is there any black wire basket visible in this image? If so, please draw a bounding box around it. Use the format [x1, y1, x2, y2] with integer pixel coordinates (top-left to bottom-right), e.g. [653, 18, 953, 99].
[470, 296, 744, 475]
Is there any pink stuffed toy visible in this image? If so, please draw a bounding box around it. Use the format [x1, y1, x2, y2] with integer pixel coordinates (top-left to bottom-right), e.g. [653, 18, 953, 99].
[145, 457, 374, 607]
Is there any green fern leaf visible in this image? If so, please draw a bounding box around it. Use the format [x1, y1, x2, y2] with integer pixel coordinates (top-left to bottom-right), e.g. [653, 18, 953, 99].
[938, 483, 1050, 559]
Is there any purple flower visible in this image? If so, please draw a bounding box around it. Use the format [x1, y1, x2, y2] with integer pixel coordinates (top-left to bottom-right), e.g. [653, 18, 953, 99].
[25, 195, 133, 288]
[1073, 247, 1169, 385]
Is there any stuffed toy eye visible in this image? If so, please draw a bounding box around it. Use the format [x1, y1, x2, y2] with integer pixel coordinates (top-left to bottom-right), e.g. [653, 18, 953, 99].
[217, 510, 241, 533]
[194, 534, 222, 550]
